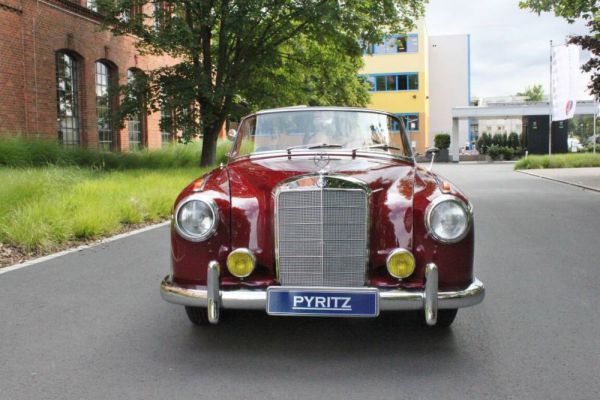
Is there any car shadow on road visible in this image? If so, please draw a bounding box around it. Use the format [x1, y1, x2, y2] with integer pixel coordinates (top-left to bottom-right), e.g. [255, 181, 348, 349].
[184, 310, 460, 358]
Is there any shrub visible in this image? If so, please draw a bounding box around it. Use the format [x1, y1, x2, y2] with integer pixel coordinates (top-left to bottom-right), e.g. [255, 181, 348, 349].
[487, 145, 502, 160]
[509, 132, 520, 149]
[0, 137, 233, 170]
[477, 133, 493, 154]
[515, 153, 600, 170]
[434, 134, 451, 150]
[500, 146, 514, 160]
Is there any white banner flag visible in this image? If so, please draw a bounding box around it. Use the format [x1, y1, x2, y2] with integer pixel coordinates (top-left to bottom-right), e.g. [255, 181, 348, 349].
[551, 44, 580, 121]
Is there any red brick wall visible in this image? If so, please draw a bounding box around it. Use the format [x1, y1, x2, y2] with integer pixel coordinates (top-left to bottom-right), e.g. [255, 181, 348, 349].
[0, 0, 178, 150]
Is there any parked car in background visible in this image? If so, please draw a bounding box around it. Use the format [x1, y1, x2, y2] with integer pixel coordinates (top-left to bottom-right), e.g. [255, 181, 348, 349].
[160, 107, 485, 328]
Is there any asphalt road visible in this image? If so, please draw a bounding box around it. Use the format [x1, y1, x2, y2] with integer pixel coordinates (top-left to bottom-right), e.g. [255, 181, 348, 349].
[1, 163, 599, 400]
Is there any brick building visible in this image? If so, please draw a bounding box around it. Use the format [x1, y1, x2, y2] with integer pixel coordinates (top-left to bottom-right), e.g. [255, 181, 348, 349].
[0, 0, 178, 151]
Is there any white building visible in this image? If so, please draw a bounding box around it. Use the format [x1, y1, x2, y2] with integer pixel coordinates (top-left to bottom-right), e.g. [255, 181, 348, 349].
[428, 34, 471, 148]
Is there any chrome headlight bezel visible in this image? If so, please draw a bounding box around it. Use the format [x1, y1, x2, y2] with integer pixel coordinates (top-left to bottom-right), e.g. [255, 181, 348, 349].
[425, 195, 472, 244]
[174, 194, 219, 242]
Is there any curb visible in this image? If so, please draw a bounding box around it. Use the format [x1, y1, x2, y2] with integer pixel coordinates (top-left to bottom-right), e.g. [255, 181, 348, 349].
[516, 170, 600, 194]
[0, 221, 170, 275]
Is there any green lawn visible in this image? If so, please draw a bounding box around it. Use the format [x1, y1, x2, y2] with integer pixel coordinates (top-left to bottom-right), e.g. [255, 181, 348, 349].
[514, 153, 600, 170]
[0, 167, 208, 253]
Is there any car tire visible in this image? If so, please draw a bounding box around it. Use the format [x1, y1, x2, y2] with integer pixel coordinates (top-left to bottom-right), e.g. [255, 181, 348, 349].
[184, 306, 210, 326]
[433, 309, 458, 328]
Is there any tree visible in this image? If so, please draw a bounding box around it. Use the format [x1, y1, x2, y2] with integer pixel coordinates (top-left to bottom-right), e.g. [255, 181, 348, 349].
[519, 1, 600, 97]
[517, 84, 545, 101]
[102, 1, 425, 166]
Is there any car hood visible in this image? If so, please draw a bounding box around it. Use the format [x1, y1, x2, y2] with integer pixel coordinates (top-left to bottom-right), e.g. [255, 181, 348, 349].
[226, 153, 416, 275]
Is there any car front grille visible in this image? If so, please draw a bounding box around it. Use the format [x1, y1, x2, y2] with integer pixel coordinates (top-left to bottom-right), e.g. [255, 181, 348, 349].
[276, 188, 368, 287]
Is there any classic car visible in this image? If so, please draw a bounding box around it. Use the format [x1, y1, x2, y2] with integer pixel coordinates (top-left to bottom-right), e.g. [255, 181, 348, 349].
[160, 107, 484, 327]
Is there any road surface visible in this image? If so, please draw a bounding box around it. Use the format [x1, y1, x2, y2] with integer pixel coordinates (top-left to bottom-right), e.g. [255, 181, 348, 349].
[1, 163, 599, 399]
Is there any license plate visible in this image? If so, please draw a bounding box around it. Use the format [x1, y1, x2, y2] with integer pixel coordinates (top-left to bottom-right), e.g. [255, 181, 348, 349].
[266, 287, 379, 317]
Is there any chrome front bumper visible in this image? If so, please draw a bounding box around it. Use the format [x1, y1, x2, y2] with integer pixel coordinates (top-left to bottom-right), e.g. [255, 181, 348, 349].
[160, 263, 485, 325]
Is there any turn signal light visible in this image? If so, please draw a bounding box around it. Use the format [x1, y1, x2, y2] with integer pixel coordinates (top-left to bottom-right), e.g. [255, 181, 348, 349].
[226, 249, 256, 278]
[386, 249, 416, 279]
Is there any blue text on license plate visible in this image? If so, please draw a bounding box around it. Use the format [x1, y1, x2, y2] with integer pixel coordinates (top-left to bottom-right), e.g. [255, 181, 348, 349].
[266, 287, 379, 317]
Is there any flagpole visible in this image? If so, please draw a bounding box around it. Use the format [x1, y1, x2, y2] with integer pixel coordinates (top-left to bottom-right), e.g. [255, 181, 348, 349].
[594, 98, 597, 154]
[549, 40, 553, 155]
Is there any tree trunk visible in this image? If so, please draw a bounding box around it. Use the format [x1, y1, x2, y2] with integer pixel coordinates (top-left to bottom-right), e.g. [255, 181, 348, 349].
[199, 122, 222, 167]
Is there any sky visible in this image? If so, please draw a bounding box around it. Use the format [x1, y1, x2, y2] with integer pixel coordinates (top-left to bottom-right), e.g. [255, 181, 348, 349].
[426, 0, 593, 100]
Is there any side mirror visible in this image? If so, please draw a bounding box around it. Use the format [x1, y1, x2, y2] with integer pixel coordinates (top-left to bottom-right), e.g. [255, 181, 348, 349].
[227, 129, 237, 142]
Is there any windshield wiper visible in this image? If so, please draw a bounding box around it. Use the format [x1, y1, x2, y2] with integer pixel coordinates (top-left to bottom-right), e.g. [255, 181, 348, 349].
[353, 144, 402, 152]
[307, 143, 343, 150]
[286, 143, 343, 155]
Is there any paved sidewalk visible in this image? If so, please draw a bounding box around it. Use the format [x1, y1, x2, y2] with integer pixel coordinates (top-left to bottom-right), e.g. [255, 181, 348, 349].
[518, 167, 600, 192]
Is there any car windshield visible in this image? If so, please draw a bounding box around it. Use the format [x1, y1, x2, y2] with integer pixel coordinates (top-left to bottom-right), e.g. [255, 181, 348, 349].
[231, 109, 412, 158]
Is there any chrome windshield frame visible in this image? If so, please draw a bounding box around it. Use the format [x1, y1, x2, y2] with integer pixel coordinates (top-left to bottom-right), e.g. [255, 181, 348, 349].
[228, 107, 414, 162]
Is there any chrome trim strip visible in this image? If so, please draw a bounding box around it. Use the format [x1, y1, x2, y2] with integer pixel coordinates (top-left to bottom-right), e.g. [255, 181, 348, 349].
[424, 194, 473, 244]
[424, 263, 438, 326]
[173, 194, 219, 242]
[207, 261, 220, 324]
[160, 275, 485, 311]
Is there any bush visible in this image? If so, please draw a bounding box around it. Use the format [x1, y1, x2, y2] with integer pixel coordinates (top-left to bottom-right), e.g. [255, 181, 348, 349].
[508, 132, 520, 149]
[476, 133, 493, 154]
[515, 153, 600, 170]
[0, 137, 232, 170]
[487, 145, 502, 160]
[500, 146, 514, 160]
[434, 134, 451, 150]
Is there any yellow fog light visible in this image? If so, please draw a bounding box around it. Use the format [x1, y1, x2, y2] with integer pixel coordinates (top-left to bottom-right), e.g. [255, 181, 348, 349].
[386, 249, 416, 279]
[226, 248, 256, 278]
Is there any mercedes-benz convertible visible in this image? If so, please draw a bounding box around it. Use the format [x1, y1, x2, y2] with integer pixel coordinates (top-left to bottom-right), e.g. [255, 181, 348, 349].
[160, 107, 484, 327]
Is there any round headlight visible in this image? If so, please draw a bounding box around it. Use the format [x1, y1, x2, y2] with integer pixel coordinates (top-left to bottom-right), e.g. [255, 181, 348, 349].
[386, 249, 416, 279]
[425, 196, 471, 243]
[175, 196, 218, 241]
[227, 248, 256, 278]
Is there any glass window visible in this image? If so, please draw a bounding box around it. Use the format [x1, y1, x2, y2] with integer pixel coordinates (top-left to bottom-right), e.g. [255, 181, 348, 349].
[386, 75, 397, 91]
[160, 105, 172, 147]
[397, 74, 408, 91]
[375, 76, 386, 91]
[408, 74, 419, 90]
[234, 110, 411, 158]
[395, 36, 407, 53]
[407, 35, 418, 53]
[127, 69, 144, 151]
[56, 52, 80, 147]
[95, 62, 113, 151]
[399, 114, 419, 132]
[87, 0, 97, 11]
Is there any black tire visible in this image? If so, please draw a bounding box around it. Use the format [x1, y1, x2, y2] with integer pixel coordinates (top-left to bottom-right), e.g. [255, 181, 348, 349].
[184, 306, 210, 326]
[433, 309, 458, 328]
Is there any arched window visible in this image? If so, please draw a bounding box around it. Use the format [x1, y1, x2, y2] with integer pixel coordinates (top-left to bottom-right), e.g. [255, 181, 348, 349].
[127, 69, 146, 151]
[95, 61, 115, 151]
[56, 52, 80, 147]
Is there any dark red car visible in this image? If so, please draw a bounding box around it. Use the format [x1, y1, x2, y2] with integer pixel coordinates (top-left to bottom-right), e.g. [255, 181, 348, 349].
[160, 107, 484, 327]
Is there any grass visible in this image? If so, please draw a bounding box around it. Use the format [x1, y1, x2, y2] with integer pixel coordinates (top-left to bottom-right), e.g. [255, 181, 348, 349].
[0, 167, 209, 252]
[0, 136, 232, 169]
[514, 153, 600, 170]
[0, 137, 234, 261]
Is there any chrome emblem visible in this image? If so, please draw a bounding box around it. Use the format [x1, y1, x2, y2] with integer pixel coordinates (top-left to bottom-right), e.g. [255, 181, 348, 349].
[313, 152, 330, 169]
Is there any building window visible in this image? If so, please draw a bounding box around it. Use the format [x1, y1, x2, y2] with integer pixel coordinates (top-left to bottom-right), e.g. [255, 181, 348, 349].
[397, 114, 419, 132]
[366, 73, 419, 92]
[127, 69, 145, 151]
[87, 0, 97, 12]
[368, 34, 418, 55]
[56, 52, 80, 147]
[160, 105, 172, 147]
[96, 62, 114, 151]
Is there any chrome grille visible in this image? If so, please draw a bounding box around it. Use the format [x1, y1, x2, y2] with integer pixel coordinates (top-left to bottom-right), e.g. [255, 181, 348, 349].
[277, 188, 368, 287]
